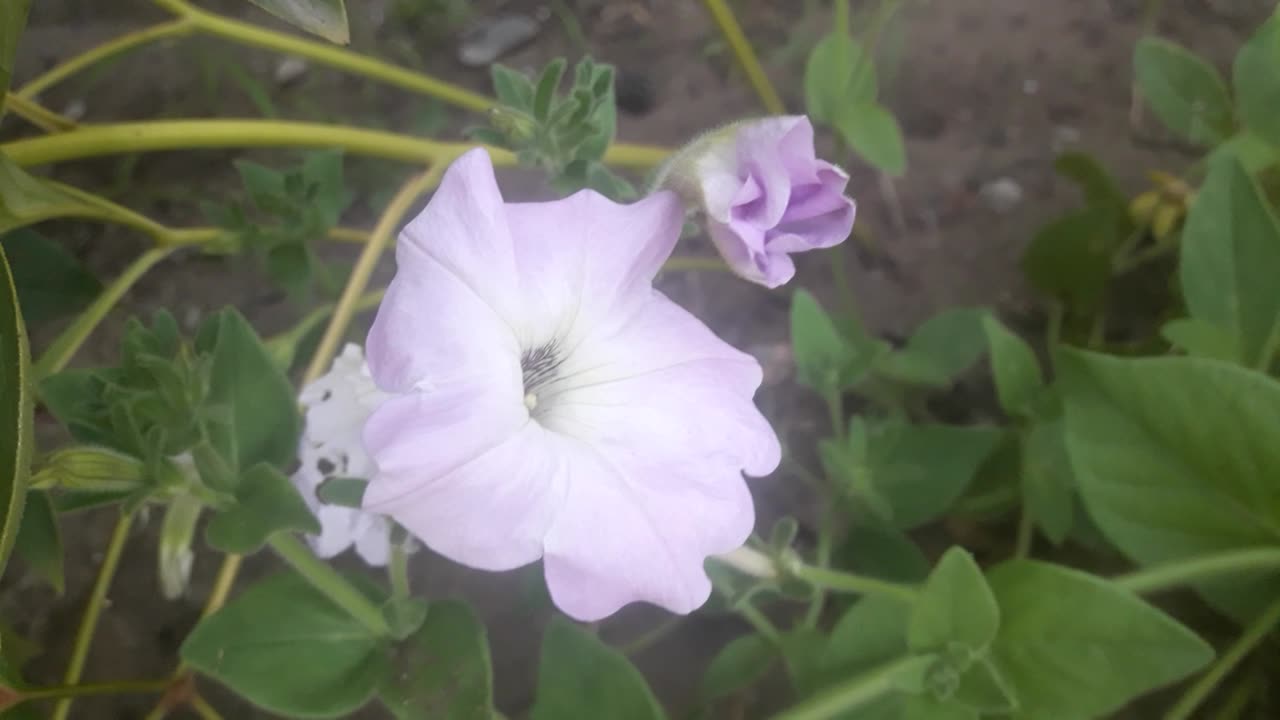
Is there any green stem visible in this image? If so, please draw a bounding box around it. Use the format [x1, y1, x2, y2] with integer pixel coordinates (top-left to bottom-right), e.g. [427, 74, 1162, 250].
[771, 656, 920, 720]
[700, 0, 785, 113]
[1163, 596, 1280, 720]
[1, 119, 669, 170]
[188, 693, 225, 720]
[825, 390, 845, 439]
[269, 533, 390, 636]
[389, 538, 410, 600]
[1113, 548, 1280, 595]
[20, 678, 171, 702]
[4, 93, 77, 132]
[17, 19, 196, 99]
[1013, 502, 1034, 559]
[52, 513, 135, 720]
[618, 616, 683, 656]
[790, 563, 919, 605]
[33, 246, 175, 379]
[737, 602, 782, 643]
[802, 502, 837, 628]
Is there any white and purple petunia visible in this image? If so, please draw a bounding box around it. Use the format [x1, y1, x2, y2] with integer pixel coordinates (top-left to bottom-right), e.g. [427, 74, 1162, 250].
[685, 116, 856, 288]
[361, 148, 781, 621]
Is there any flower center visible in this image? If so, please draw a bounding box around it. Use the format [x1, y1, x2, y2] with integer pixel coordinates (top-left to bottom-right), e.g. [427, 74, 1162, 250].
[520, 340, 564, 413]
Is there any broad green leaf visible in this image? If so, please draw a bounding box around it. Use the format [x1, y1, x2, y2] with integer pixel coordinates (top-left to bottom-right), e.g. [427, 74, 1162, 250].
[805, 33, 877, 125]
[0, 0, 30, 118]
[182, 571, 389, 718]
[834, 523, 930, 584]
[0, 155, 85, 235]
[1233, 14, 1280, 147]
[982, 316, 1043, 417]
[700, 633, 776, 702]
[13, 491, 61, 593]
[791, 290, 864, 393]
[0, 230, 100, 329]
[530, 616, 664, 720]
[835, 102, 906, 176]
[818, 595, 910, 719]
[875, 308, 990, 388]
[1020, 418, 1075, 545]
[246, 0, 349, 44]
[379, 600, 494, 720]
[201, 309, 301, 474]
[205, 463, 319, 554]
[1160, 317, 1240, 362]
[909, 548, 998, 654]
[1021, 208, 1119, 314]
[780, 628, 828, 699]
[1134, 37, 1235, 145]
[987, 560, 1212, 718]
[1209, 130, 1280, 173]
[0, 245, 29, 580]
[866, 422, 1003, 529]
[1179, 155, 1280, 368]
[1060, 349, 1280, 619]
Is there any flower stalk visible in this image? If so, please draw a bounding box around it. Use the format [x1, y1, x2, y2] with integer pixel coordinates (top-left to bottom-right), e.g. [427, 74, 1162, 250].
[268, 534, 390, 636]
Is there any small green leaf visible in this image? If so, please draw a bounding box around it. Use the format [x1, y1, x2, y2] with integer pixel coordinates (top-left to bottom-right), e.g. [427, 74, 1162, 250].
[791, 290, 858, 393]
[909, 548, 999, 654]
[835, 102, 906, 176]
[1233, 14, 1280, 148]
[0, 0, 31, 118]
[0, 155, 85, 235]
[182, 571, 388, 718]
[953, 658, 1017, 713]
[780, 628, 828, 699]
[866, 422, 1003, 529]
[1134, 37, 1235, 145]
[530, 617, 664, 720]
[0, 230, 102, 328]
[1054, 152, 1127, 210]
[700, 634, 776, 702]
[835, 523, 931, 584]
[982, 316, 1043, 417]
[533, 58, 567, 122]
[875, 308, 990, 387]
[1179, 155, 1280, 369]
[205, 463, 319, 554]
[233, 160, 287, 210]
[804, 33, 877, 124]
[0, 245, 30, 580]
[987, 560, 1212, 718]
[490, 64, 535, 109]
[1160, 317, 1240, 362]
[245, 0, 349, 44]
[14, 491, 61, 594]
[379, 600, 494, 719]
[1020, 417, 1075, 545]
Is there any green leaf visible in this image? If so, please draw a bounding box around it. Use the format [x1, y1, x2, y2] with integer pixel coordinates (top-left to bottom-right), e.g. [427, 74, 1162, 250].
[0, 230, 101, 328]
[316, 476, 367, 508]
[245, 0, 349, 44]
[490, 64, 535, 109]
[205, 463, 319, 554]
[234, 160, 286, 211]
[700, 633, 776, 702]
[901, 696, 977, 720]
[909, 548, 999, 654]
[0, 245, 30, 581]
[835, 102, 907, 176]
[818, 595, 910, 718]
[0, 0, 31, 118]
[866, 422, 1003, 529]
[1060, 349, 1280, 620]
[792, 290, 861, 393]
[1134, 37, 1235, 145]
[1054, 152, 1127, 210]
[875, 308, 989, 387]
[952, 658, 1017, 714]
[1160, 317, 1240, 362]
[201, 309, 301, 474]
[182, 571, 389, 718]
[1233, 14, 1280, 147]
[835, 523, 931, 584]
[29, 445, 145, 494]
[1020, 417, 1075, 545]
[0, 155, 85, 235]
[379, 600, 494, 720]
[1179, 155, 1280, 368]
[1209, 130, 1280, 173]
[533, 58, 567, 122]
[531, 617, 664, 720]
[982, 316, 1043, 417]
[1021, 208, 1120, 314]
[987, 560, 1212, 718]
[804, 33, 877, 125]
[780, 628, 828, 699]
[13, 491, 61, 594]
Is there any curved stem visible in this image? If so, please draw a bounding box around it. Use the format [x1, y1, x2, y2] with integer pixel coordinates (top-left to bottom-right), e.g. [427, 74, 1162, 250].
[269, 534, 390, 636]
[1164, 596, 1280, 720]
[771, 656, 921, 720]
[1112, 548, 1280, 595]
[700, 0, 785, 114]
[302, 164, 443, 384]
[51, 513, 135, 720]
[17, 19, 196, 100]
[4, 93, 77, 132]
[1, 119, 670, 170]
[737, 602, 782, 643]
[791, 563, 920, 604]
[188, 693, 224, 720]
[20, 678, 171, 702]
[33, 246, 175, 379]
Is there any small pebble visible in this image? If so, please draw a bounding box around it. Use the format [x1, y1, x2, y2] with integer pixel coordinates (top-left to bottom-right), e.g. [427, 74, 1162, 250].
[274, 56, 309, 85]
[457, 15, 540, 68]
[1022, 78, 1039, 95]
[1052, 125, 1081, 152]
[980, 177, 1024, 213]
[62, 99, 86, 121]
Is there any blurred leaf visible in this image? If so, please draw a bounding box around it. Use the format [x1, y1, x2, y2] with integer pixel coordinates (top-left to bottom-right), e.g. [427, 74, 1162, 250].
[700, 634, 776, 702]
[1210, 130, 1280, 173]
[835, 102, 906, 176]
[531, 616, 664, 720]
[865, 422, 1003, 529]
[982, 316, 1043, 418]
[1134, 37, 1235, 145]
[13, 491, 60, 594]
[987, 560, 1212, 718]
[805, 33, 877, 125]
[234, 160, 287, 210]
[0, 230, 101, 328]
[224, 60, 277, 118]
[1160, 317, 1240, 362]
[183, 571, 388, 717]
[1020, 417, 1075, 545]
[1179, 155, 1280, 368]
[205, 463, 318, 554]
[0, 245, 30, 581]
[792, 289, 878, 393]
[817, 595, 909, 719]
[875, 308, 990, 387]
[909, 547, 998, 654]
[379, 600, 494, 720]
[1022, 208, 1119, 314]
[780, 628, 827, 699]
[952, 658, 1017, 714]
[380, 597, 427, 642]
[1233, 14, 1280, 148]
[316, 476, 366, 508]
[490, 63, 534, 109]
[1060, 349, 1280, 620]
[1054, 152, 1127, 214]
[533, 58, 566, 122]
[834, 523, 930, 584]
[0, 0, 30, 118]
[0, 155, 85, 235]
[245, 0, 349, 44]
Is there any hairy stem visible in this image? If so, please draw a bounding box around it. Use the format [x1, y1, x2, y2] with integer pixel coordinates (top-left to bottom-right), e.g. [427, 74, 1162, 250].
[791, 563, 920, 604]
[701, 0, 785, 113]
[52, 513, 134, 720]
[269, 534, 390, 636]
[1164, 596, 1280, 720]
[1113, 548, 1280, 595]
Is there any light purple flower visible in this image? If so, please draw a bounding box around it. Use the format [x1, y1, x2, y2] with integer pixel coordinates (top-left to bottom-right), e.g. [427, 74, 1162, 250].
[690, 116, 855, 288]
[292, 343, 395, 566]
[363, 149, 780, 621]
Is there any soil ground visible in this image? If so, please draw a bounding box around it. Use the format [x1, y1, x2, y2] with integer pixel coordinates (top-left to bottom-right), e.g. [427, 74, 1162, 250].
[3, 0, 1275, 718]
